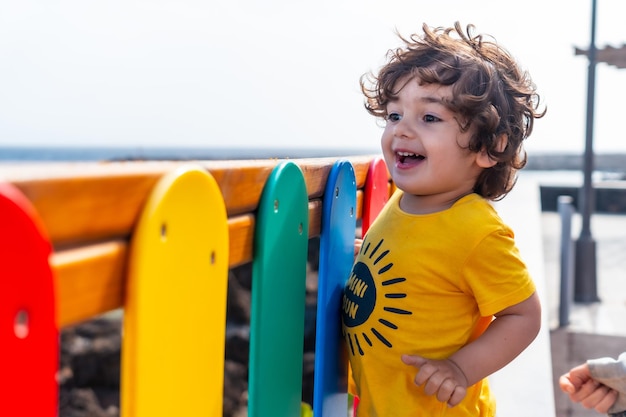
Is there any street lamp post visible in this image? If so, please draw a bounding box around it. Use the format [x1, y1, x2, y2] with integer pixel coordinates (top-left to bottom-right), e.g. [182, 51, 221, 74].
[574, 0, 600, 303]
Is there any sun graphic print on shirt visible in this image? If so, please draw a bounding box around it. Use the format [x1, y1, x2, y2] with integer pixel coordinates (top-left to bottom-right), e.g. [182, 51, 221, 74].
[342, 237, 412, 356]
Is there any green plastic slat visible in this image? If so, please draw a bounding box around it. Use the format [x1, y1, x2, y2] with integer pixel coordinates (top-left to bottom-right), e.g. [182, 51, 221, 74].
[249, 161, 309, 417]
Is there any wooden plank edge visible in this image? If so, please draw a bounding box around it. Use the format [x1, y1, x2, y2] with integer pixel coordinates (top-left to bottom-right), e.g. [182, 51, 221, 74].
[10, 156, 378, 248]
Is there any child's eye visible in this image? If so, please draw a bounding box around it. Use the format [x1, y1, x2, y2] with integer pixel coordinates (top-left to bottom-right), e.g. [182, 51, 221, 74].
[424, 114, 441, 123]
[386, 112, 402, 122]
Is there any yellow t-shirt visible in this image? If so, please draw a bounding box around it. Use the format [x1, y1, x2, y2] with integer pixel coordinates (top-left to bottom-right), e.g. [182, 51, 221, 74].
[342, 191, 536, 417]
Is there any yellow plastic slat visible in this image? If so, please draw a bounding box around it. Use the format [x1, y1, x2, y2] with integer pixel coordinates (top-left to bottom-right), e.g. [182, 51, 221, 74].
[121, 165, 229, 416]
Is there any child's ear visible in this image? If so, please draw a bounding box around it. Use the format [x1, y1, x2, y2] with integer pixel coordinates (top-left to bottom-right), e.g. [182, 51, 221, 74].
[476, 133, 507, 168]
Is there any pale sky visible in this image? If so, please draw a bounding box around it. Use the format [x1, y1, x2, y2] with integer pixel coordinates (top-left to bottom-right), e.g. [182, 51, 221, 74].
[1, 0, 625, 154]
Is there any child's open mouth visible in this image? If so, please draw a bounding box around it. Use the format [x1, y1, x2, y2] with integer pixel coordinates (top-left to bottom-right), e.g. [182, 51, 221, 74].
[397, 151, 425, 165]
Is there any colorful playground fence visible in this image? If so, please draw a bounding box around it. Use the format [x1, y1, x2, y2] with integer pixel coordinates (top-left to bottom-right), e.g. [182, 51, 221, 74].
[0, 155, 390, 417]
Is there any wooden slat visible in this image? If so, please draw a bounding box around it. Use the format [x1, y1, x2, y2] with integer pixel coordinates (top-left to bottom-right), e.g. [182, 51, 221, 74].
[228, 214, 255, 270]
[308, 200, 322, 239]
[51, 240, 128, 326]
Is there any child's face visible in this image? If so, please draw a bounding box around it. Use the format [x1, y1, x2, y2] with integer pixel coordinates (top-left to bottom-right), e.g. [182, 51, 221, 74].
[381, 77, 486, 214]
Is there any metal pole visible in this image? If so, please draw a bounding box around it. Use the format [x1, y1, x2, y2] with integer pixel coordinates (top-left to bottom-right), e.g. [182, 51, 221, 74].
[559, 196, 575, 327]
[574, 0, 599, 302]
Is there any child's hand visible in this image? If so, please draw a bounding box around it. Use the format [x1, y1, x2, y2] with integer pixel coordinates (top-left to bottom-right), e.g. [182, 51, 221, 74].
[401, 354, 468, 407]
[559, 363, 618, 413]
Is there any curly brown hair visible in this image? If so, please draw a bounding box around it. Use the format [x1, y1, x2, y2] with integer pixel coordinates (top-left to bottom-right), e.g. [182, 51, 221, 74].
[361, 22, 546, 200]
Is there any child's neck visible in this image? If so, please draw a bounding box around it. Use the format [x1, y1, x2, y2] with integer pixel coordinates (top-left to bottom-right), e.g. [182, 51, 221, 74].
[399, 190, 475, 214]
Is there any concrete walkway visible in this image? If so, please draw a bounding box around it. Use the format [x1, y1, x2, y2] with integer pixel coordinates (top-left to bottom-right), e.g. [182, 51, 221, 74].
[542, 210, 626, 335]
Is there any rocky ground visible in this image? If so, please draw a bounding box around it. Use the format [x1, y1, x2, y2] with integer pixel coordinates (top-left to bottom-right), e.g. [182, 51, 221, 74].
[59, 238, 322, 417]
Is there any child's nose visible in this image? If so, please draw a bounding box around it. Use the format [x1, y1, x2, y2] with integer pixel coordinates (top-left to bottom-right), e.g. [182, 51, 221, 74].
[393, 117, 414, 139]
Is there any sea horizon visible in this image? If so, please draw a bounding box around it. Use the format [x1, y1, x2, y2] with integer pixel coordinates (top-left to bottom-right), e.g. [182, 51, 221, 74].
[0, 145, 382, 162]
[1, 146, 626, 177]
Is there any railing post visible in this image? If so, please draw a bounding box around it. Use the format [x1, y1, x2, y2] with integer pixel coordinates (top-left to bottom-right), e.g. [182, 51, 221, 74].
[558, 195, 576, 328]
[0, 183, 58, 416]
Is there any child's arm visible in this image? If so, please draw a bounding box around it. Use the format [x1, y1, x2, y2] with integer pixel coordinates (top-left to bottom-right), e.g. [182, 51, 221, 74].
[401, 291, 541, 407]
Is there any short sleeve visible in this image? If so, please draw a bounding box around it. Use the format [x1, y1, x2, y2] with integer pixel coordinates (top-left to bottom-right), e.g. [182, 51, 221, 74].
[462, 227, 536, 317]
